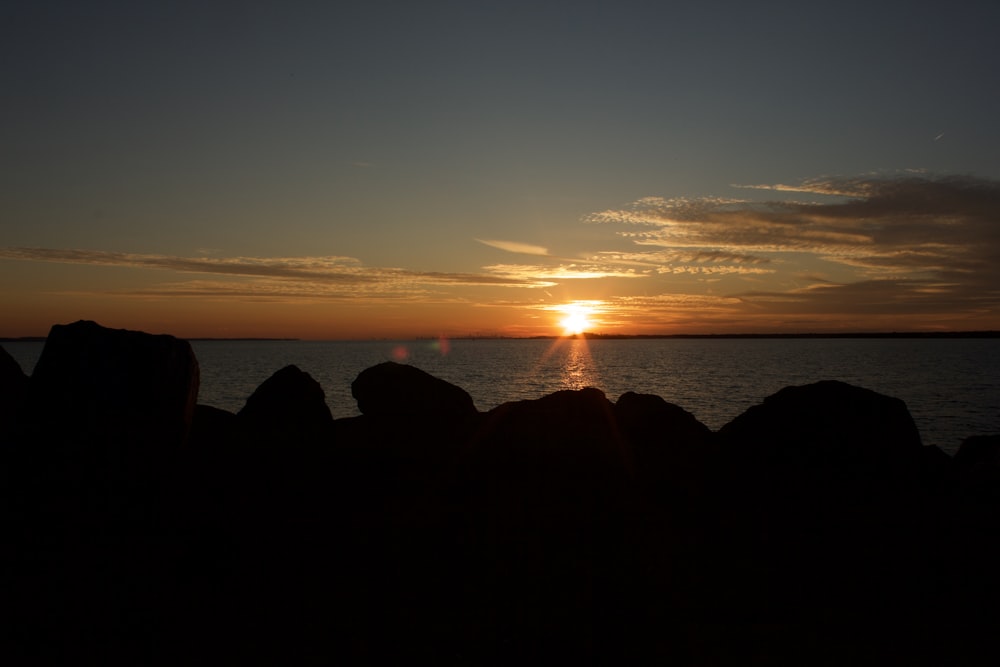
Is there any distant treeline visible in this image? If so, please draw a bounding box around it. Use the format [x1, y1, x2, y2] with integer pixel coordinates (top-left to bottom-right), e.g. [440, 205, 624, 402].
[185, 338, 300, 342]
[0, 337, 300, 343]
[575, 331, 1000, 340]
[498, 331, 1000, 341]
[5, 332, 998, 343]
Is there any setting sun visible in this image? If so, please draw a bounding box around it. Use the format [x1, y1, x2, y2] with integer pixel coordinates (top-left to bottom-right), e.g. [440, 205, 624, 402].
[557, 303, 596, 336]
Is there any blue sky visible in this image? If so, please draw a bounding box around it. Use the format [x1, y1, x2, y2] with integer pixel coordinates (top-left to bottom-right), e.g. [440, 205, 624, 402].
[2, 1, 999, 338]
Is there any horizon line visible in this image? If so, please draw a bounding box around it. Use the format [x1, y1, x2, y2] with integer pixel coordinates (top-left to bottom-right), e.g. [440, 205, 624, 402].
[4, 330, 1000, 344]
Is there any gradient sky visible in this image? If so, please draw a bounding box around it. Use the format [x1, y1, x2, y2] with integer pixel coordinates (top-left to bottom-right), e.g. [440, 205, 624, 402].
[3, 0, 999, 339]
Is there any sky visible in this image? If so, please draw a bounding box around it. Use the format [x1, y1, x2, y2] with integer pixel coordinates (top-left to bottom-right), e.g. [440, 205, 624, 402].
[2, 0, 1000, 339]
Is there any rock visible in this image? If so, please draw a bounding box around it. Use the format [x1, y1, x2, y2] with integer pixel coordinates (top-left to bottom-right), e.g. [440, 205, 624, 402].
[614, 391, 712, 496]
[615, 391, 711, 449]
[237, 365, 334, 444]
[468, 387, 636, 504]
[477, 387, 620, 457]
[25, 320, 199, 449]
[716, 380, 928, 524]
[188, 404, 238, 449]
[464, 388, 634, 658]
[0, 344, 28, 393]
[951, 434, 1000, 505]
[6, 340, 1000, 663]
[711, 382, 938, 624]
[954, 434, 1000, 468]
[0, 344, 29, 433]
[719, 379, 923, 465]
[351, 361, 477, 421]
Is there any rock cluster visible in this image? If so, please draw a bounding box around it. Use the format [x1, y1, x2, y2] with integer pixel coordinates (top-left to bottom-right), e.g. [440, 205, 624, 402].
[2, 321, 999, 665]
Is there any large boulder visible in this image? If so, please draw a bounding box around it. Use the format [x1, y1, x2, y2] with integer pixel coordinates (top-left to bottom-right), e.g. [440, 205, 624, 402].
[0, 344, 29, 434]
[237, 364, 334, 444]
[715, 379, 933, 543]
[462, 387, 636, 660]
[713, 381, 938, 623]
[614, 391, 712, 497]
[718, 380, 923, 474]
[951, 434, 1000, 506]
[351, 361, 477, 421]
[25, 320, 199, 449]
[475, 387, 623, 463]
[954, 434, 1000, 469]
[466, 387, 633, 543]
[615, 391, 711, 447]
[188, 404, 238, 449]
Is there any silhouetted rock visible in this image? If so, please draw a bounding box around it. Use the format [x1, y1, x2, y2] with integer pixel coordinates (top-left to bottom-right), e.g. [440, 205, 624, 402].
[615, 391, 711, 447]
[188, 403, 237, 449]
[614, 391, 711, 492]
[470, 387, 630, 491]
[463, 388, 635, 660]
[7, 332, 1000, 665]
[951, 434, 1000, 508]
[25, 320, 199, 449]
[715, 379, 937, 547]
[713, 380, 943, 624]
[5, 323, 201, 665]
[718, 380, 925, 493]
[0, 344, 27, 393]
[0, 344, 28, 434]
[954, 434, 1000, 468]
[351, 361, 476, 420]
[237, 364, 334, 444]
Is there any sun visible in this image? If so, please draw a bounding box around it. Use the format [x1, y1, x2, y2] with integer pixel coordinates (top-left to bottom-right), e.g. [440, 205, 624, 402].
[558, 303, 595, 336]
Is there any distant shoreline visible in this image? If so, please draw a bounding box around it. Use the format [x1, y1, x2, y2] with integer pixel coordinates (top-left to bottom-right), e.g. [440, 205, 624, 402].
[185, 338, 301, 342]
[0, 337, 301, 343]
[4, 331, 999, 343]
[457, 331, 1000, 341]
[563, 331, 1000, 340]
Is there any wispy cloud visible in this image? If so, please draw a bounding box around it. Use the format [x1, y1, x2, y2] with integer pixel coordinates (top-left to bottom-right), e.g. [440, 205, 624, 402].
[584, 174, 1000, 327]
[588, 175, 1000, 276]
[0, 247, 373, 282]
[4, 174, 998, 332]
[0, 246, 554, 301]
[476, 238, 550, 256]
[589, 250, 775, 276]
[482, 263, 644, 282]
[111, 279, 434, 303]
[592, 250, 772, 266]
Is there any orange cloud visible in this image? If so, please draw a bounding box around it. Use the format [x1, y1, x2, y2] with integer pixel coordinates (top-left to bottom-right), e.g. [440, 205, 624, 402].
[476, 239, 550, 256]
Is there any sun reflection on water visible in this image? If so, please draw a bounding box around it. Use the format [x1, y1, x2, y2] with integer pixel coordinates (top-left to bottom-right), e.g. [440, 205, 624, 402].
[538, 336, 600, 392]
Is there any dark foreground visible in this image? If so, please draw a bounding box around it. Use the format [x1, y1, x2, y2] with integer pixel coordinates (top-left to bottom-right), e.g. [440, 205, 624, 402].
[2, 321, 1000, 665]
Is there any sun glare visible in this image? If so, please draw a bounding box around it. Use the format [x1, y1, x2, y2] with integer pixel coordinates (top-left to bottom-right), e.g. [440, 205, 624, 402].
[558, 303, 595, 336]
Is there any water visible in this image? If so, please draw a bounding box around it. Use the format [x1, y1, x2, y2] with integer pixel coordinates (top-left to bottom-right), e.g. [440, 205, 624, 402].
[5, 337, 998, 454]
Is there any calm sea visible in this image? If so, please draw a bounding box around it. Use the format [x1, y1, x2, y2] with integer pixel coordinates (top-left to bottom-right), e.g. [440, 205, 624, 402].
[5, 338, 998, 454]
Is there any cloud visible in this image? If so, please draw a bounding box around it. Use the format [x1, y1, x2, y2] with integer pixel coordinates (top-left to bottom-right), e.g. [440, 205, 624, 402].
[108, 279, 435, 303]
[0, 246, 554, 302]
[476, 238, 550, 256]
[593, 250, 772, 266]
[589, 174, 1000, 279]
[5, 174, 999, 331]
[0, 247, 374, 282]
[583, 174, 1000, 327]
[589, 250, 775, 276]
[482, 263, 644, 282]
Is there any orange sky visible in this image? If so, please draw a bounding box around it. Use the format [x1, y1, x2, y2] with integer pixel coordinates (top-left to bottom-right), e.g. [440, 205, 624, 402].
[3, 4, 999, 339]
[3, 176, 1000, 340]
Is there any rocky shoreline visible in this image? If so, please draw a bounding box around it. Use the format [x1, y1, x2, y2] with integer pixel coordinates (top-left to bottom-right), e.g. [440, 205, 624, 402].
[3, 320, 1000, 665]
